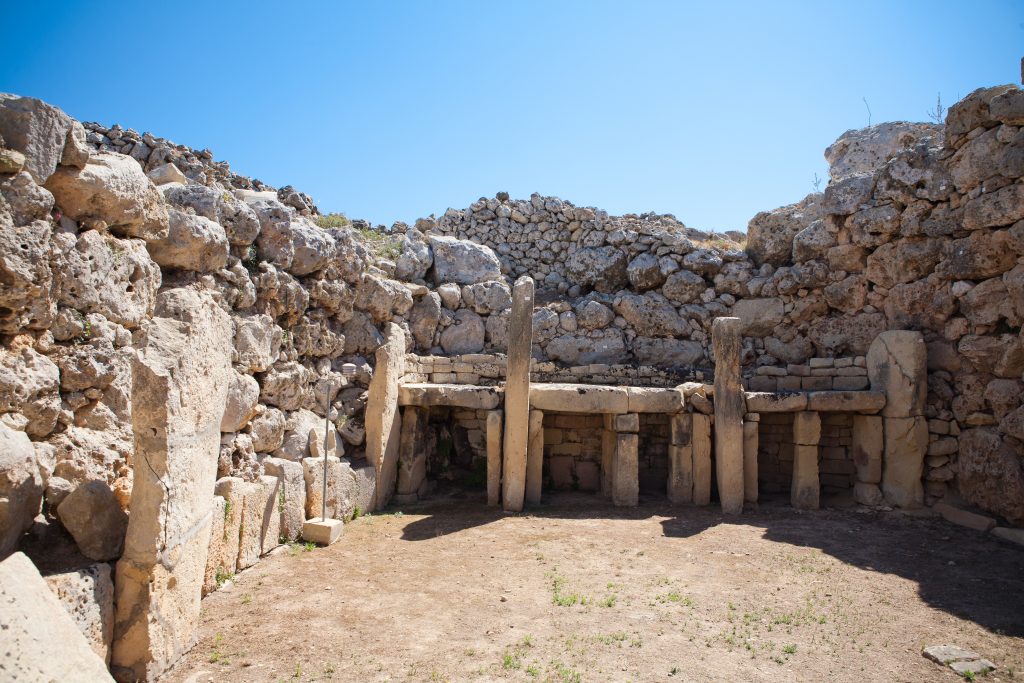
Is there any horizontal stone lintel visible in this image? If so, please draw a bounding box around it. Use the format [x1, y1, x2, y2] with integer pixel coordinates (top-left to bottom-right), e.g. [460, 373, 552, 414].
[529, 383, 684, 414]
[744, 390, 885, 414]
[398, 383, 503, 409]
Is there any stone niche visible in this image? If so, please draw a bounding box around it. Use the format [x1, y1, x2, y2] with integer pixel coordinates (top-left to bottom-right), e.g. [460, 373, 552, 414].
[756, 412, 856, 498]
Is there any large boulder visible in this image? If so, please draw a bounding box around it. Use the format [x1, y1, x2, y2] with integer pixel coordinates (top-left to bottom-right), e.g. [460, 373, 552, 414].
[730, 297, 784, 336]
[43, 563, 115, 665]
[823, 122, 942, 180]
[220, 371, 260, 432]
[945, 84, 1020, 145]
[632, 337, 704, 366]
[428, 235, 501, 285]
[545, 331, 626, 365]
[394, 229, 432, 281]
[745, 193, 822, 267]
[0, 94, 89, 183]
[288, 217, 336, 276]
[565, 246, 628, 292]
[45, 151, 169, 240]
[626, 252, 666, 291]
[0, 347, 60, 439]
[248, 407, 286, 453]
[440, 309, 485, 354]
[409, 292, 442, 349]
[147, 209, 229, 272]
[957, 428, 1024, 526]
[461, 280, 512, 315]
[258, 361, 315, 412]
[234, 313, 282, 373]
[161, 183, 260, 246]
[662, 269, 706, 304]
[613, 292, 687, 336]
[807, 311, 887, 356]
[276, 409, 337, 462]
[0, 423, 43, 558]
[0, 218, 54, 333]
[56, 480, 128, 561]
[2, 170, 55, 225]
[52, 230, 161, 329]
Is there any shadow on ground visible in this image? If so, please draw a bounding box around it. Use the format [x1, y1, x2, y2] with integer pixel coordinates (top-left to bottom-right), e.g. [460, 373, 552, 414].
[396, 491, 1024, 638]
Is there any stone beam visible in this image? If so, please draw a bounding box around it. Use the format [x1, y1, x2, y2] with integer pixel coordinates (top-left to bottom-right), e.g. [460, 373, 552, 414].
[365, 322, 406, 510]
[625, 387, 684, 413]
[486, 409, 503, 506]
[806, 390, 885, 413]
[502, 276, 534, 512]
[112, 289, 232, 683]
[398, 383, 503, 410]
[712, 317, 744, 514]
[529, 383, 628, 413]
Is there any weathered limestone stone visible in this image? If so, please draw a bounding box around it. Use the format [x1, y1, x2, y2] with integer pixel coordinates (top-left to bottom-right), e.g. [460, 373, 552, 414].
[0, 422, 43, 557]
[867, 330, 927, 418]
[365, 323, 405, 510]
[112, 288, 231, 683]
[263, 458, 306, 542]
[220, 370, 261, 432]
[791, 411, 821, 510]
[730, 298, 784, 336]
[236, 477, 280, 570]
[744, 391, 808, 412]
[212, 478, 244, 577]
[743, 419, 759, 504]
[713, 317, 744, 514]
[933, 502, 997, 532]
[57, 479, 128, 562]
[428, 235, 502, 285]
[600, 415, 615, 499]
[614, 412, 640, 432]
[202, 496, 226, 596]
[486, 410, 503, 506]
[303, 456, 346, 520]
[805, 390, 886, 413]
[613, 433, 639, 507]
[0, 552, 114, 682]
[396, 406, 428, 497]
[502, 276, 534, 512]
[881, 415, 927, 508]
[853, 481, 885, 506]
[0, 94, 88, 182]
[692, 413, 712, 506]
[44, 562, 114, 665]
[302, 517, 343, 545]
[851, 415, 883, 484]
[525, 409, 545, 505]
[667, 413, 693, 505]
[398, 383, 502, 410]
[530, 383, 628, 413]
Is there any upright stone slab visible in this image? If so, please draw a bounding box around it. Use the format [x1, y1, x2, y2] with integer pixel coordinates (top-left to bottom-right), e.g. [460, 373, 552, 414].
[44, 562, 115, 665]
[263, 457, 306, 541]
[600, 414, 615, 499]
[235, 479, 264, 570]
[303, 456, 346, 520]
[713, 317, 745, 514]
[112, 288, 232, 683]
[851, 415, 884, 505]
[692, 412, 712, 506]
[396, 406, 429, 497]
[667, 413, 693, 504]
[882, 416, 927, 507]
[742, 416, 759, 504]
[486, 409, 503, 506]
[502, 276, 534, 512]
[525, 409, 545, 505]
[365, 322, 405, 510]
[0, 552, 115, 682]
[612, 433, 639, 507]
[791, 411, 821, 510]
[212, 477, 244, 576]
[257, 475, 281, 556]
[202, 496, 226, 596]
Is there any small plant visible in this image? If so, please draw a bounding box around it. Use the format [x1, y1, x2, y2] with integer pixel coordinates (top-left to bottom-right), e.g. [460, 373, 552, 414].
[812, 172, 822, 192]
[241, 593, 252, 605]
[526, 664, 540, 677]
[278, 489, 285, 513]
[927, 93, 946, 124]
[214, 567, 234, 587]
[782, 644, 797, 655]
[315, 212, 351, 229]
[600, 594, 617, 608]
[962, 671, 976, 682]
[352, 505, 361, 519]
[303, 541, 316, 552]
[520, 634, 533, 648]
[502, 653, 521, 670]
[293, 661, 302, 678]
[862, 96, 872, 126]
[242, 244, 259, 274]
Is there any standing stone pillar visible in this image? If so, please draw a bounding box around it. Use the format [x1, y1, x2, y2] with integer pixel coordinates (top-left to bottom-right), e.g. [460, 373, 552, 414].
[851, 414, 884, 505]
[868, 331, 927, 508]
[112, 289, 232, 683]
[613, 432, 639, 507]
[365, 322, 406, 510]
[396, 406, 429, 501]
[667, 413, 693, 504]
[600, 414, 615, 499]
[524, 409, 545, 505]
[691, 412, 712, 506]
[712, 317, 744, 514]
[486, 409, 503, 506]
[791, 411, 821, 510]
[502, 276, 535, 512]
[743, 414, 759, 504]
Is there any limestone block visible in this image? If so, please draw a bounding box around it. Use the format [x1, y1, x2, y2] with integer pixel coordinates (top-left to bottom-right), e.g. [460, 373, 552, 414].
[529, 383, 628, 413]
[112, 288, 231, 683]
[263, 457, 306, 542]
[793, 411, 822, 445]
[692, 413, 712, 506]
[0, 552, 114, 682]
[613, 433, 639, 507]
[667, 414, 693, 505]
[713, 317, 744, 514]
[365, 323, 405, 510]
[625, 387, 684, 413]
[525, 410, 545, 505]
[212, 478, 244, 576]
[614, 412, 640, 433]
[933, 502, 996, 532]
[257, 475, 281, 556]
[853, 481, 884, 506]
[0, 421, 43, 557]
[600, 421, 615, 499]
[57, 479, 128, 562]
[881, 415, 927, 508]
[791, 444, 820, 510]
[303, 457, 347, 520]
[851, 415, 882, 484]
[502, 276, 534, 512]
[202, 496, 225, 596]
[743, 419, 759, 504]
[486, 410, 503, 506]
[302, 517, 343, 545]
[805, 390, 886, 413]
[867, 330, 927, 418]
[744, 391, 808, 413]
[44, 562, 114, 665]
[398, 383, 502, 409]
[396, 406, 428, 496]
[350, 462, 376, 516]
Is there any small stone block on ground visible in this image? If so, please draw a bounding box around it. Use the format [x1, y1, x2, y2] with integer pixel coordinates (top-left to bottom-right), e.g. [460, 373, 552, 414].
[302, 517, 344, 546]
[923, 645, 996, 677]
[934, 502, 997, 532]
[990, 526, 1024, 547]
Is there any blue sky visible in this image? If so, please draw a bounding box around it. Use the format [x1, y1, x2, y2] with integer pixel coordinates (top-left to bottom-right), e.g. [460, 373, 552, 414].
[2, 1, 1022, 232]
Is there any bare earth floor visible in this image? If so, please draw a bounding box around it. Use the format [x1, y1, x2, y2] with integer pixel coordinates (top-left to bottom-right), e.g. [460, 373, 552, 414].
[166, 495, 1024, 683]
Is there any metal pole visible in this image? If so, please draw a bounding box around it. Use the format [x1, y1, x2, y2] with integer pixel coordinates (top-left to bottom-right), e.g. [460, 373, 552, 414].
[322, 385, 329, 521]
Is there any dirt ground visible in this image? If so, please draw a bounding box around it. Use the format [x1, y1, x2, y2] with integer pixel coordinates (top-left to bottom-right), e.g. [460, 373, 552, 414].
[166, 494, 1024, 683]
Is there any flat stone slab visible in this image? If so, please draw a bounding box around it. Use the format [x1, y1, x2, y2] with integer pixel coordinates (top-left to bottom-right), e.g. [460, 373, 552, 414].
[530, 383, 629, 413]
[806, 390, 886, 413]
[990, 526, 1024, 547]
[744, 391, 808, 412]
[624, 387, 684, 413]
[398, 383, 502, 409]
[301, 518, 344, 546]
[923, 645, 996, 676]
[934, 502, 997, 532]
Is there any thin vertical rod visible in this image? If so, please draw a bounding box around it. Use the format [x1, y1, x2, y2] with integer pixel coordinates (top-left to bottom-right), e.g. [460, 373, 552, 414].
[322, 386, 329, 521]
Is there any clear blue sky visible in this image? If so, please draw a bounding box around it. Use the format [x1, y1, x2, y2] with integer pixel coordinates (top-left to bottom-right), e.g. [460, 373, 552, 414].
[2, 1, 1021, 232]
